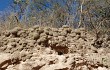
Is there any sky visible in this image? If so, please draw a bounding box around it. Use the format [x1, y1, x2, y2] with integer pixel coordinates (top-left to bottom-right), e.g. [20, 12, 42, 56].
[0, 0, 12, 11]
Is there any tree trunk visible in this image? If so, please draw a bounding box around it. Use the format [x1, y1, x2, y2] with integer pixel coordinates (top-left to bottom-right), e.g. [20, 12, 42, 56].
[78, 0, 85, 28]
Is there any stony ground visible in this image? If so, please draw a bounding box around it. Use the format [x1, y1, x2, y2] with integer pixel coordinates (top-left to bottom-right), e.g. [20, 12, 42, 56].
[0, 25, 110, 70]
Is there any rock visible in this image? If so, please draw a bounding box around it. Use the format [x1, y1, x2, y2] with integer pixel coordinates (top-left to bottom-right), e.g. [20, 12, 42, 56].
[79, 28, 86, 31]
[40, 33, 47, 37]
[58, 36, 66, 41]
[32, 25, 39, 29]
[17, 30, 28, 38]
[39, 37, 47, 42]
[19, 62, 32, 70]
[7, 42, 17, 49]
[44, 30, 49, 35]
[97, 67, 108, 70]
[9, 27, 22, 37]
[52, 28, 58, 32]
[44, 48, 53, 54]
[0, 53, 11, 69]
[74, 29, 81, 35]
[60, 31, 67, 36]
[49, 31, 53, 36]
[62, 25, 69, 28]
[4, 31, 10, 37]
[38, 28, 44, 34]
[28, 28, 35, 32]
[11, 51, 20, 64]
[69, 33, 76, 37]
[53, 32, 59, 37]
[31, 33, 40, 40]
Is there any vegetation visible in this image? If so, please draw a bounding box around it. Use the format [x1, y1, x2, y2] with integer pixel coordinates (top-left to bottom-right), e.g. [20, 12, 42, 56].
[0, 0, 110, 36]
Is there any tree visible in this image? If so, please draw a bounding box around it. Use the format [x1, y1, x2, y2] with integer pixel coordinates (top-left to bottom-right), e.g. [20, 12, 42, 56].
[11, 0, 110, 31]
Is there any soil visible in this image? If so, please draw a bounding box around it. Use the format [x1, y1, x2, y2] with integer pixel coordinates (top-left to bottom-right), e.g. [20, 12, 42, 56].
[0, 25, 110, 70]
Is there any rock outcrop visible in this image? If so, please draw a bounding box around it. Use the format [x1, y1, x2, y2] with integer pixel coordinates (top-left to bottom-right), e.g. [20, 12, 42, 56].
[0, 25, 110, 70]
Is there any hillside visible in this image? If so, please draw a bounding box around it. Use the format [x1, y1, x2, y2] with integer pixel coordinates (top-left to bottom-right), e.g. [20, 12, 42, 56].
[0, 25, 110, 70]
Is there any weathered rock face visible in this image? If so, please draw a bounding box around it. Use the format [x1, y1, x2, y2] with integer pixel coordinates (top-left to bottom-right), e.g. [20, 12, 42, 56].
[0, 25, 110, 70]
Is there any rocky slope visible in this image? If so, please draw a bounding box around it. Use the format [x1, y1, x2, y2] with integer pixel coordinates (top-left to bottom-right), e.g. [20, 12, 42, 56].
[0, 25, 110, 70]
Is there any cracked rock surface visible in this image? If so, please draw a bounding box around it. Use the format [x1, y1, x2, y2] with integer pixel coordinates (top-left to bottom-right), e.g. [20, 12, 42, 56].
[0, 25, 110, 70]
